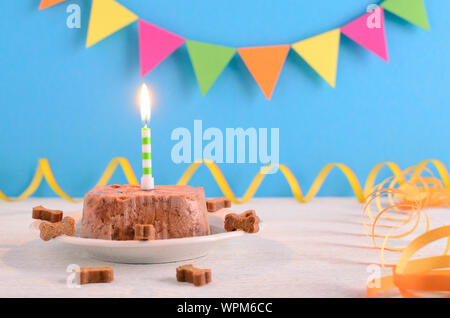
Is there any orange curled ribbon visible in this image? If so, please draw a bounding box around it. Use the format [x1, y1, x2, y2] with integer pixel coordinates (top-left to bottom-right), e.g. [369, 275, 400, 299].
[363, 164, 450, 261]
[363, 163, 450, 297]
[367, 225, 450, 298]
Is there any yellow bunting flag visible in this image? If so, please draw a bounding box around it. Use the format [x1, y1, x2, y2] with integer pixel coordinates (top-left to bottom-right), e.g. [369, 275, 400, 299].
[86, 0, 138, 48]
[292, 29, 341, 87]
[39, 0, 66, 10]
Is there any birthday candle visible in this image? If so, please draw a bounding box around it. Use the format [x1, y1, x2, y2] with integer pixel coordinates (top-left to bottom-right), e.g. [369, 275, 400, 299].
[140, 84, 154, 190]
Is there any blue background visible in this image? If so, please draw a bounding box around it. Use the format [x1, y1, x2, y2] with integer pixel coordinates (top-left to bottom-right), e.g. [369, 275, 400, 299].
[0, 0, 449, 198]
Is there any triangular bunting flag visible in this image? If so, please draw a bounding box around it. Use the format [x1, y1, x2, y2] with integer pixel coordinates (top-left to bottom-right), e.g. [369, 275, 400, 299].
[381, 0, 429, 31]
[39, 0, 66, 10]
[292, 29, 341, 87]
[341, 7, 389, 62]
[139, 20, 186, 77]
[186, 41, 236, 95]
[86, 0, 138, 48]
[238, 45, 290, 100]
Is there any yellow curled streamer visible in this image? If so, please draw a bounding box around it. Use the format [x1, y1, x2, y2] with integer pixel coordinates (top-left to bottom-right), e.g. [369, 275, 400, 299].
[0, 158, 138, 202]
[0, 158, 448, 203]
[367, 226, 450, 298]
[177, 159, 449, 204]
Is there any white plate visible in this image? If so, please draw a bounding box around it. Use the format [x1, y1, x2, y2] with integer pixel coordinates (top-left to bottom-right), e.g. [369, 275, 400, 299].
[30, 210, 258, 264]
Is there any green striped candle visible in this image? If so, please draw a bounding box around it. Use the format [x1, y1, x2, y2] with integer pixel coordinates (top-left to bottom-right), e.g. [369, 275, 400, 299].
[140, 84, 154, 190]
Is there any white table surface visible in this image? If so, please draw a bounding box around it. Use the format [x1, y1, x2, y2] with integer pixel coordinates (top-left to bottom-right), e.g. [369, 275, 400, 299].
[0, 197, 448, 298]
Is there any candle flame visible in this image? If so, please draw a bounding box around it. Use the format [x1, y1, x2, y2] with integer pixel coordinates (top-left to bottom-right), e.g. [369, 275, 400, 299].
[140, 83, 151, 124]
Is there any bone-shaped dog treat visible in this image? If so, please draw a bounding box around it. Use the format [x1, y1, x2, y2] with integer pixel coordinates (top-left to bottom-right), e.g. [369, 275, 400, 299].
[39, 217, 77, 241]
[76, 267, 114, 285]
[176, 264, 212, 286]
[224, 210, 260, 233]
[134, 224, 156, 240]
[32, 205, 63, 223]
[206, 197, 232, 212]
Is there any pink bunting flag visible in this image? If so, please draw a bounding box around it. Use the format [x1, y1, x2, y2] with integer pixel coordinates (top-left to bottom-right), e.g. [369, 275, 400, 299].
[341, 7, 389, 62]
[139, 20, 186, 77]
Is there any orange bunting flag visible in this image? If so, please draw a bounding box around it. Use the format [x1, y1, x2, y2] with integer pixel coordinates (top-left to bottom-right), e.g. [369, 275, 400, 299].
[238, 45, 290, 100]
[39, 0, 66, 10]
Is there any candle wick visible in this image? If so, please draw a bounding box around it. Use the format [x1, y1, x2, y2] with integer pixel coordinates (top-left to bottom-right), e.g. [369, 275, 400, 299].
[144, 120, 148, 128]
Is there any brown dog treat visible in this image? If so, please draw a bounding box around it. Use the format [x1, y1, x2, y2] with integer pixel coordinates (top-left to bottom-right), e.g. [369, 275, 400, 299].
[224, 210, 260, 233]
[32, 205, 63, 223]
[134, 224, 156, 240]
[206, 197, 232, 212]
[76, 267, 114, 285]
[39, 217, 77, 241]
[176, 264, 212, 287]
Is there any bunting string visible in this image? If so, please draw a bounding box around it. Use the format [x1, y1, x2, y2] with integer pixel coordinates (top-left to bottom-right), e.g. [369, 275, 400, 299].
[39, 0, 431, 100]
[0, 158, 448, 204]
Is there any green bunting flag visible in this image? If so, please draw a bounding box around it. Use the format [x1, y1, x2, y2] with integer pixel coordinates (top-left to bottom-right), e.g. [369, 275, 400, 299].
[381, 0, 430, 31]
[186, 41, 236, 95]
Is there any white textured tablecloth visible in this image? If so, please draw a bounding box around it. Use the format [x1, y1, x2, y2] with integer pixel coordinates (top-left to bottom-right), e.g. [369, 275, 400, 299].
[0, 198, 448, 298]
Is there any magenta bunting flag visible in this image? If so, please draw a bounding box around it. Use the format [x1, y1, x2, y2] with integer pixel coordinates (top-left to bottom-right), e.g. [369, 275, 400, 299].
[139, 20, 186, 77]
[341, 7, 389, 62]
